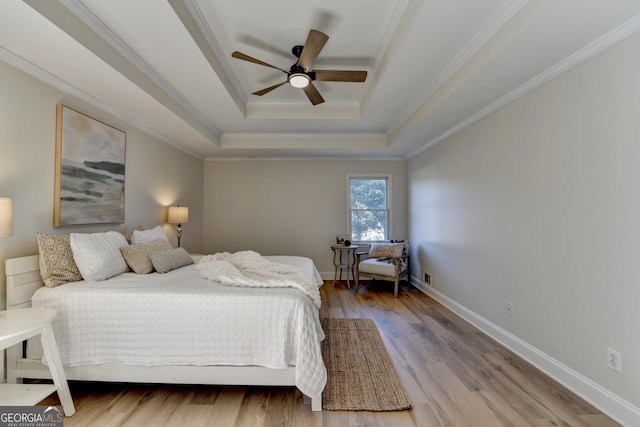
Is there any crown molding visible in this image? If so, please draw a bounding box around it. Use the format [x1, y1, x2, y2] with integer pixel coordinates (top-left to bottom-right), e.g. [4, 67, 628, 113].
[359, 0, 415, 112]
[0, 46, 203, 161]
[170, 0, 247, 114]
[221, 132, 387, 149]
[22, 0, 220, 146]
[388, 0, 528, 135]
[205, 156, 406, 162]
[246, 103, 361, 119]
[61, 0, 222, 140]
[408, 13, 640, 160]
[181, 0, 246, 102]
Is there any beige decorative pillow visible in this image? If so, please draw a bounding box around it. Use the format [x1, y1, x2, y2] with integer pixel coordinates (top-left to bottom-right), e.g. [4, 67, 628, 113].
[149, 247, 194, 274]
[37, 232, 83, 287]
[120, 239, 173, 274]
[368, 242, 405, 259]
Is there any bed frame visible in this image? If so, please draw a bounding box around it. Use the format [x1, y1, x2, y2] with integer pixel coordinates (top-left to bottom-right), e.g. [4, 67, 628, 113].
[5, 254, 322, 411]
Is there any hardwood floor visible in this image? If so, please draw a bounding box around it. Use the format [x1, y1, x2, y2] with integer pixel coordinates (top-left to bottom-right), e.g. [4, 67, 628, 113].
[40, 280, 619, 426]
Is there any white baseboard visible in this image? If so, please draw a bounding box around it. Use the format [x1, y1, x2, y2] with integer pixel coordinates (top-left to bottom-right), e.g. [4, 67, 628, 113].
[319, 271, 334, 281]
[411, 279, 640, 427]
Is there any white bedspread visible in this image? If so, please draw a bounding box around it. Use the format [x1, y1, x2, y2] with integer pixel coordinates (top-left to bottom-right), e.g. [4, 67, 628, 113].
[197, 251, 321, 308]
[30, 256, 327, 398]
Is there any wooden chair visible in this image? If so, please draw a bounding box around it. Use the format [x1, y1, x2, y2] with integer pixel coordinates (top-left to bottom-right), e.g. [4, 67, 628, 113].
[355, 241, 410, 297]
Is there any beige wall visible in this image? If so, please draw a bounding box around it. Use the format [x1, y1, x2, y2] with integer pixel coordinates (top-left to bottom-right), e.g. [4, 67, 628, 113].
[203, 160, 407, 275]
[0, 56, 406, 307]
[0, 61, 204, 309]
[407, 32, 640, 416]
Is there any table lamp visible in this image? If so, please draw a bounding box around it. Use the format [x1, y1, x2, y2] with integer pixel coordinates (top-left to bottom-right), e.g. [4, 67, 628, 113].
[167, 205, 189, 247]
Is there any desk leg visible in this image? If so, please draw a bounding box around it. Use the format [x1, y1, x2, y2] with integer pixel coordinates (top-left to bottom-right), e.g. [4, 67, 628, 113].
[40, 322, 75, 416]
[345, 249, 351, 288]
[332, 249, 338, 285]
[349, 249, 356, 286]
[341, 250, 351, 288]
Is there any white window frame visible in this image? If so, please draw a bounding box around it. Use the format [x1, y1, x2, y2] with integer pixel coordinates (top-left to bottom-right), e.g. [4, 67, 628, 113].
[347, 174, 392, 243]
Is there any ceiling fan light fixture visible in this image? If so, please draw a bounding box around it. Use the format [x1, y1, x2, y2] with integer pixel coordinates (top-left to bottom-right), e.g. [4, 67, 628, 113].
[231, 29, 365, 105]
[289, 73, 310, 88]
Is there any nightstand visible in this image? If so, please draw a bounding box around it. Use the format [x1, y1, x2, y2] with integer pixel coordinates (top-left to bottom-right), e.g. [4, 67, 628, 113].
[331, 244, 359, 287]
[0, 308, 75, 416]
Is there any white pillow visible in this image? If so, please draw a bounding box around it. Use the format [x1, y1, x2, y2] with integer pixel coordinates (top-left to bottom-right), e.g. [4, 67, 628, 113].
[130, 225, 169, 245]
[70, 231, 129, 282]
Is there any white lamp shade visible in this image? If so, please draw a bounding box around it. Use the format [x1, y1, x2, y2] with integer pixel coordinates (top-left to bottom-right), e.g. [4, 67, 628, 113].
[168, 206, 189, 224]
[0, 198, 13, 237]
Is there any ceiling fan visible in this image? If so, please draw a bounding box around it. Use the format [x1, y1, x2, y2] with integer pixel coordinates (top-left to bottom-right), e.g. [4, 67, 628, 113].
[231, 29, 367, 105]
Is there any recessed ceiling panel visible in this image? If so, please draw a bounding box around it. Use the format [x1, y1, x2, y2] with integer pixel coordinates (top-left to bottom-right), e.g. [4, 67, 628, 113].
[194, 0, 409, 106]
[3, 0, 639, 159]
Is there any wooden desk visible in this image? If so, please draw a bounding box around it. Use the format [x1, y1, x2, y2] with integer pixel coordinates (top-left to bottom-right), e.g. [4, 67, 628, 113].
[0, 308, 75, 416]
[331, 244, 359, 288]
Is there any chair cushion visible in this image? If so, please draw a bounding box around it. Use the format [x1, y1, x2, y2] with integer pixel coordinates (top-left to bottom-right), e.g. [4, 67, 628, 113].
[359, 258, 406, 276]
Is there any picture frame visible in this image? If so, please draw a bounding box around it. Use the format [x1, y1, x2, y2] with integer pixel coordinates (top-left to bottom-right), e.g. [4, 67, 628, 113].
[54, 104, 126, 227]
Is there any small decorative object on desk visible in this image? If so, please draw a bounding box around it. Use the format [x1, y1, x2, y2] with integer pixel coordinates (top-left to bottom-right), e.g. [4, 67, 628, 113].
[336, 234, 349, 246]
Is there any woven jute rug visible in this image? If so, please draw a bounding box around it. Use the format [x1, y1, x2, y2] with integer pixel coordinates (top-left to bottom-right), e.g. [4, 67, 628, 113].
[321, 318, 412, 411]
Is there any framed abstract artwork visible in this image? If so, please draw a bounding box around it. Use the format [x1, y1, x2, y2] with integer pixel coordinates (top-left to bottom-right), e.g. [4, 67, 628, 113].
[54, 104, 126, 227]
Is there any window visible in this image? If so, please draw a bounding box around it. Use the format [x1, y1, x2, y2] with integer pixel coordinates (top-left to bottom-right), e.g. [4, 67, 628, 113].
[348, 175, 391, 242]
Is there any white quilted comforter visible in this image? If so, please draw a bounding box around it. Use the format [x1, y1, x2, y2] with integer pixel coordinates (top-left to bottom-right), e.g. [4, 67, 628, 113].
[30, 256, 327, 398]
[197, 251, 321, 308]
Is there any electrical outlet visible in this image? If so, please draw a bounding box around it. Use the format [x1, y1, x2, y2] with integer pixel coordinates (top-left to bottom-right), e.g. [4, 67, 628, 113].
[607, 348, 622, 373]
[423, 271, 432, 285]
[505, 301, 514, 317]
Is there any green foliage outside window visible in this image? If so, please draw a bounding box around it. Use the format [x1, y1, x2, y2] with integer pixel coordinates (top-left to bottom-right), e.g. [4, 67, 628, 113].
[350, 178, 388, 241]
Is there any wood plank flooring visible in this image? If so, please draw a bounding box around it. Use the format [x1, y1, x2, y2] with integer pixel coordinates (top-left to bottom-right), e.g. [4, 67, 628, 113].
[39, 280, 619, 426]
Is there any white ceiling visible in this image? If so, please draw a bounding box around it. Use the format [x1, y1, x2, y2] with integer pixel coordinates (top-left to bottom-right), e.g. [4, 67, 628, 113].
[2, 0, 640, 160]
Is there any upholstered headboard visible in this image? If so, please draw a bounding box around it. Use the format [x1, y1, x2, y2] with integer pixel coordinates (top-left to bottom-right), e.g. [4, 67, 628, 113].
[5, 254, 42, 310]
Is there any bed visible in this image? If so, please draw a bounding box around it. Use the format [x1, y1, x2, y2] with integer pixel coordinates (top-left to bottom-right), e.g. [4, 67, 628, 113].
[5, 247, 326, 411]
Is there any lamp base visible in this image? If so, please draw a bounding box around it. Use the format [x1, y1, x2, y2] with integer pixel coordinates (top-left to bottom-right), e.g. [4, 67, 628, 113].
[176, 224, 183, 248]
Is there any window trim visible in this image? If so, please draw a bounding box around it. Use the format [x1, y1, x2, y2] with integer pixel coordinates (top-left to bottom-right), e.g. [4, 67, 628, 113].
[346, 174, 392, 243]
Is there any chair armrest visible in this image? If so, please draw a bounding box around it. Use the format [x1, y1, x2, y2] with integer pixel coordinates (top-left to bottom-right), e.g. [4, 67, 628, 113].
[355, 251, 369, 262]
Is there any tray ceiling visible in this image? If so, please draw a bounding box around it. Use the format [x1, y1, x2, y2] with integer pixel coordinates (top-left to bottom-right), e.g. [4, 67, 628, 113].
[1, 0, 640, 159]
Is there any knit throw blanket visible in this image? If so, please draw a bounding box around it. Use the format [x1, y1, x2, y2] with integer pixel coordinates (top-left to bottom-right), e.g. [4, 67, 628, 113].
[196, 250, 321, 308]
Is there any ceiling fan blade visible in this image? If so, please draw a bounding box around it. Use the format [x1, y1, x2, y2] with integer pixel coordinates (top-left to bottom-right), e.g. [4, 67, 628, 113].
[252, 81, 288, 96]
[297, 29, 329, 71]
[314, 70, 367, 82]
[302, 82, 325, 105]
[232, 51, 287, 72]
